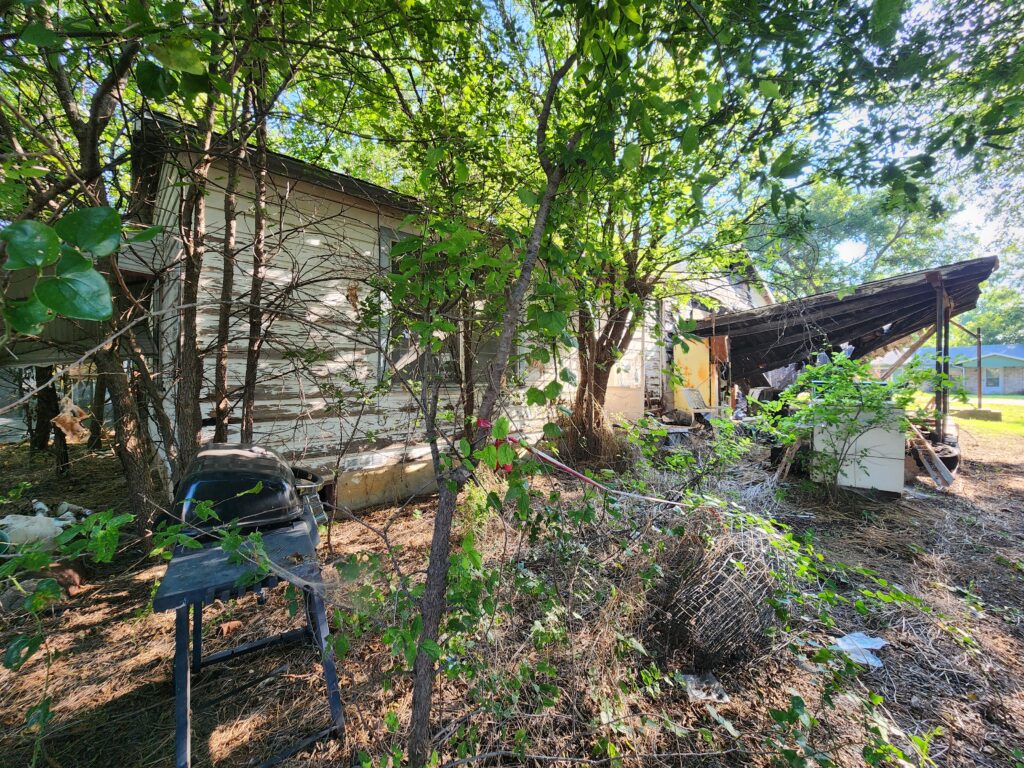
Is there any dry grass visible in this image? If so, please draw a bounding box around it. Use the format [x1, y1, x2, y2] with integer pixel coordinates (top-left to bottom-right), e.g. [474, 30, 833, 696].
[1, 423, 1023, 767]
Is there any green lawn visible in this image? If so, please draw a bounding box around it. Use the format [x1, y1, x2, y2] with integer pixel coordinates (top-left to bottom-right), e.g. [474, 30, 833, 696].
[953, 403, 1024, 438]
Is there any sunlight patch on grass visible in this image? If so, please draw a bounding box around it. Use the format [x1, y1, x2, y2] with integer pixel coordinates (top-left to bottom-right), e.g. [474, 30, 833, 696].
[954, 404, 1024, 438]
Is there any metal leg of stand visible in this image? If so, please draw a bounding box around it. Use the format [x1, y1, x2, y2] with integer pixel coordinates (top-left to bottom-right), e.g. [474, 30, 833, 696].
[192, 602, 203, 670]
[304, 588, 344, 734]
[175, 604, 192, 768]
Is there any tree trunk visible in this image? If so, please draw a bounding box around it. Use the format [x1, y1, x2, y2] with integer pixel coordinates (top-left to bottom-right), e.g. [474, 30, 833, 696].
[407, 454, 458, 760]
[87, 372, 106, 450]
[240, 87, 269, 444]
[52, 421, 70, 477]
[570, 343, 613, 459]
[213, 130, 243, 443]
[94, 349, 155, 532]
[175, 93, 220, 470]
[407, 164, 566, 767]
[31, 366, 58, 452]
[568, 305, 641, 461]
[460, 300, 475, 442]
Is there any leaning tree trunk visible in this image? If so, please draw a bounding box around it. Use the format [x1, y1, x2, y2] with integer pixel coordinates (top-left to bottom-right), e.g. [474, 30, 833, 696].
[407, 162, 568, 767]
[31, 366, 58, 452]
[176, 89, 221, 470]
[94, 348, 155, 532]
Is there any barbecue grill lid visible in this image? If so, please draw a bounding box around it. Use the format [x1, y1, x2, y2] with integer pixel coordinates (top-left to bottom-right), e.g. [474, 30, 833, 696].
[172, 444, 301, 529]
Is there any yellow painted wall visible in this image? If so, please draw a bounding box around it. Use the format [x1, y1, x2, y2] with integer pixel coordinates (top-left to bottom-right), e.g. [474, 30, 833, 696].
[673, 339, 716, 409]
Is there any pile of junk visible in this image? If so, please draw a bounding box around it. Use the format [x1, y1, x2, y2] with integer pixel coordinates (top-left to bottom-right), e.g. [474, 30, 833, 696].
[654, 258, 999, 494]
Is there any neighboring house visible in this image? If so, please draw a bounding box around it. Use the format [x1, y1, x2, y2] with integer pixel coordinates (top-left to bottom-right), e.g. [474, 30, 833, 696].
[1, 115, 770, 507]
[873, 343, 1024, 395]
[941, 344, 1024, 395]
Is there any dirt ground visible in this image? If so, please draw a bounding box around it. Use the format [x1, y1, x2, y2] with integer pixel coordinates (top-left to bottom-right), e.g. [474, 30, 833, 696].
[1, 418, 1022, 767]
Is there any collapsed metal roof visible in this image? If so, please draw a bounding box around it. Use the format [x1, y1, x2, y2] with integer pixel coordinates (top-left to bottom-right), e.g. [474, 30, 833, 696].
[693, 257, 999, 385]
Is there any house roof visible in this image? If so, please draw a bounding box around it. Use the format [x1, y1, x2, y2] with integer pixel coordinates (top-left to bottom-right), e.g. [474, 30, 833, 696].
[692, 257, 999, 384]
[916, 344, 1024, 367]
[137, 112, 421, 214]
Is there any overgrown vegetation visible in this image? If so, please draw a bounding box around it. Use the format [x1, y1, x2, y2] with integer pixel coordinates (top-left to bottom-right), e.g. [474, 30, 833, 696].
[2, 0, 1024, 765]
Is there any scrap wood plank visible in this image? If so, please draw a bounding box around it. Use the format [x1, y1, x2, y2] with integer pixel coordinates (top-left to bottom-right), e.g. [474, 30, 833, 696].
[908, 423, 954, 490]
[775, 439, 804, 482]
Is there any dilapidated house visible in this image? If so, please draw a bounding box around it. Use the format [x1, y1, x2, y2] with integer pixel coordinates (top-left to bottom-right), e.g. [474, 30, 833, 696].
[1, 115, 772, 507]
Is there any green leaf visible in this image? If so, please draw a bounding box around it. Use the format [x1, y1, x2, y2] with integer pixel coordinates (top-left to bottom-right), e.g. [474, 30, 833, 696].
[419, 638, 442, 660]
[681, 125, 699, 154]
[1, 221, 60, 270]
[492, 416, 510, 441]
[480, 444, 498, 468]
[56, 247, 93, 275]
[517, 188, 539, 206]
[538, 310, 566, 337]
[622, 143, 642, 170]
[209, 73, 233, 95]
[137, 60, 179, 100]
[54, 208, 121, 257]
[149, 38, 205, 74]
[542, 422, 563, 439]
[758, 80, 781, 99]
[128, 225, 163, 243]
[623, 4, 641, 24]
[870, 0, 907, 45]
[24, 579, 61, 612]
[235, 481, 264, 497]
[526, 387, 547, 406]
[34, 269, 113, 321]
[454, 159, 469, 183]
[4, 633, 43, 671]
[497, 442, 515, 466]
[543, 380, 563, 400]
[179, 71, 212, 96]
[707, 81, 724, 109]
[20, 22, 61, 48]
[3, 295, 53, 335]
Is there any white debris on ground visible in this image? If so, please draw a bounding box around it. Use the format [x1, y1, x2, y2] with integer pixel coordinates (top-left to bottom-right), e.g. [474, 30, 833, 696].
[0, 500, 90, 551]
[680, 671, 731, 703]
[830, 631, 889, 668]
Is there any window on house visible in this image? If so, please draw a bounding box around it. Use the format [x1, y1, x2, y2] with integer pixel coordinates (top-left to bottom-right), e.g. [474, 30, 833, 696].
[984, 367, 1001, 388]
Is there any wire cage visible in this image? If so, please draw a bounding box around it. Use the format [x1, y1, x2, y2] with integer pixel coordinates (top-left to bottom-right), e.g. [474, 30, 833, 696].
[652, 524, 786, 670]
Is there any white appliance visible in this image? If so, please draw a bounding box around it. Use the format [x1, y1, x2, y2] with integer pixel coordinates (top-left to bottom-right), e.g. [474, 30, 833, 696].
[811, 407, 906, 494]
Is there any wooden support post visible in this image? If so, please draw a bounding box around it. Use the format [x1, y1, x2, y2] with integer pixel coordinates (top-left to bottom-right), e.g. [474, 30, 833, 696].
[942, 304, 951, 428]
[977, 327, 983, 409]
[934, 284, 944, 442]
[880, 327, 935, 380]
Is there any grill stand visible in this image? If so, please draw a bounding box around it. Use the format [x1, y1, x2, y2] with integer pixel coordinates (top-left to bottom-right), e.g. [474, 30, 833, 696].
[156, 509, 343, 768]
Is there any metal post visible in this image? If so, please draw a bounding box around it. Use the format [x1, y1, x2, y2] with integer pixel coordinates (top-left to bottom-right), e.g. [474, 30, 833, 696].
[175, 605, 191, 768]
[977, 327, 983, 409]
[942, 305, 951, 429]
[934, 285, 944, 442]
[192, 603, 202, 671]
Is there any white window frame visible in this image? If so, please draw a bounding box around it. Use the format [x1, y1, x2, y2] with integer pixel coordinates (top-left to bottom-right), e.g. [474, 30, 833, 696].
[983, 366, 1002, 391]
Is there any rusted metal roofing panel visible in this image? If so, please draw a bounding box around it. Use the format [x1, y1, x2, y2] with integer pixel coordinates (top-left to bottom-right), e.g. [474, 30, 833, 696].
[693, 257, 999, 384]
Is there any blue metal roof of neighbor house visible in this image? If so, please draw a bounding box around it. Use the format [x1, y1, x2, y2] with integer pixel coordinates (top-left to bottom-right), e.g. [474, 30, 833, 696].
[916, 344, 1024, 367]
